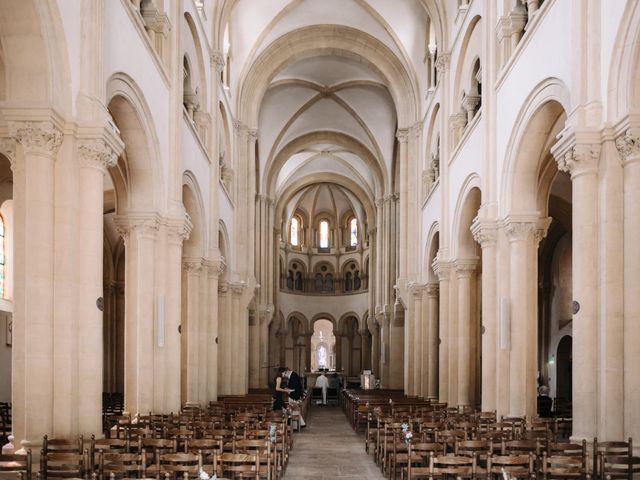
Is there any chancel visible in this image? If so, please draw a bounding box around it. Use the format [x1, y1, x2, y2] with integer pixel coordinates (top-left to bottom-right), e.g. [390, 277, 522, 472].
[0, 0, 640, 478]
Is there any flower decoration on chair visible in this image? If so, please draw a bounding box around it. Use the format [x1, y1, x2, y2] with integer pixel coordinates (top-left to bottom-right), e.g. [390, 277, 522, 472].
[199, 468, 216, 480]
[268, 423, 277, 444]
[401, 422, 413, 444]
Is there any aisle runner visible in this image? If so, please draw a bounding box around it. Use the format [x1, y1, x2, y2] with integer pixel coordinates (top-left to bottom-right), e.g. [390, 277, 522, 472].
[282, 405, 385, 479]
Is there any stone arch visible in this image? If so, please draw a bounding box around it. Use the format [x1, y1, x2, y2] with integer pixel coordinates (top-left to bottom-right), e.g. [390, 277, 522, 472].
[107, 73, 164, 212]
[607, 0, 640, 119]
[0, 0, 71, 111]
[183, 11, 208, 108]
[453, 15, 482, 110]
[286, 311, 310, 335]
[265, 131, 385, 195]
[182, 171, 205, 258]
[237, 25, 419, 129]
[424, 222, 440, 283]
[338, 311, 361, 335]
[452, 174, 482, 259]
[275, 173, 376, 227]
[310, 312, 338, 333]
[500, 78, 571, 216]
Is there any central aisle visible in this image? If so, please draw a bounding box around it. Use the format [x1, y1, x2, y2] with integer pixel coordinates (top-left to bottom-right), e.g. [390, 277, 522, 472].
[282, 406, 386, 479]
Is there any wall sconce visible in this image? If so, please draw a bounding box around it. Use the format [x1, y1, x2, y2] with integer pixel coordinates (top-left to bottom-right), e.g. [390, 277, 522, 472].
[548, 354, 555, 365]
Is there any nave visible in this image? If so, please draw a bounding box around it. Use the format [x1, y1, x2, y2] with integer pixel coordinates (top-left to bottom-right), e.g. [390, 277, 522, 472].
[283, 406, 385, 480]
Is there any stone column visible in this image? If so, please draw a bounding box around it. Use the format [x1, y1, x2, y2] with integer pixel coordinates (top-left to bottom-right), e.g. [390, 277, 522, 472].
[408, 283, 424, 396]
[615, 129, 640, 442]
[303, 333, 312, 374]
[165, 218, 192, 411]
[230, 282, 248, 394]
[335, 333, 343, 373]
[114, 213, 160, 415]
[76, 136, 122, 435]
[432, 258, 450, 403]
[217, 282, 230, 394]
[503, 216, 550, 417]
[205, 258, 224, 402]
[472, 219, 498, 411]
[425, 284, 440, 400]
[552, 138, 600, 440]
[455, 259, 479, 406]
[8, 121, 62, 450]
[182, 259, 202, 403]
[396, 130, 409, 280]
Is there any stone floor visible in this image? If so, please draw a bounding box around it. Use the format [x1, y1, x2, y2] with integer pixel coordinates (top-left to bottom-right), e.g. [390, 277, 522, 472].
[282, 404, 386, 480]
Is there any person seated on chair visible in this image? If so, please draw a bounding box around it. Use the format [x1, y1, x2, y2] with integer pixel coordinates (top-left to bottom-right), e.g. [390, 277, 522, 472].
[537, 384, 553, 417]
[315, 372, 329, 405]
[283, 367, 306, 427]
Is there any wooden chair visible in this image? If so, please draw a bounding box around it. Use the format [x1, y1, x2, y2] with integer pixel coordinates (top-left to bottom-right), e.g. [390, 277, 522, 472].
[235, 440, 272, 480]
[90, 436, 129, 471]
[541, 453, 589, 480]
[598, 453, 640, 480]
[137, 439, 177, 464]
[0, 450, 32, 480]
[39, 449, 87, 479]
[593, 438, 632, 480]
[435, 429, 467, 454]
[97, 451, 143, 480]
[217, 453, 259, 480]
[486, 453, 535, 479]
[42, 436, 83, 455]
[428, 452, 475, 479]
[153, 452, 201, 480]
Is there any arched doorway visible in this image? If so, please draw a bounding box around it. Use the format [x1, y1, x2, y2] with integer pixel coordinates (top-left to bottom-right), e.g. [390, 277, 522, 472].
[310, 319, 335, 371]
[555, 335, 573, 414]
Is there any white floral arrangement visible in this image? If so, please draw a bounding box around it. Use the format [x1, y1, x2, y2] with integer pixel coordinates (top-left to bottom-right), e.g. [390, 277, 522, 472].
[401, 422, 413, 444]
[269, 423, 277, 444]
[199, 468, 216, 480]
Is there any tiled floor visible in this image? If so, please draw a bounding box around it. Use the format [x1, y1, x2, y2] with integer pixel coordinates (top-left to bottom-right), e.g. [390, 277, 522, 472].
[282, 405, 386, 479]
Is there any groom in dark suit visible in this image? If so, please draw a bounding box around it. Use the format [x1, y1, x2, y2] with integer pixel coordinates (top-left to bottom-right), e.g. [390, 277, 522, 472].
[284, 367, 306, 427]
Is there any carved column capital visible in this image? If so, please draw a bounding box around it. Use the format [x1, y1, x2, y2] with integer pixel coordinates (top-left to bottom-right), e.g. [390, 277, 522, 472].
[113, 213, 161, 241]
[454, 258, 479, 278]
[407, 282, 426, 299]
[204, 257, 226, 278]
[218, 281, 229, 294]
[426, 283, 440, 298]
[230, 281, 247, 297]
[396, 128, 409, 143]
[615, 128, 640, 166]
[432, 258, 451, 281]
[471, 218, 498, 247]
[166, 214, 193, 246]
[0, 138, 16, 170]
[435, 53, 451, 74]
[9, 121, 63, 155]
[77, 138, 121, 171]
[551, 128, 601, 179]
[183, 258, 203, 274]
[502, 215, 551, 244]
[211, 51, 226, 73]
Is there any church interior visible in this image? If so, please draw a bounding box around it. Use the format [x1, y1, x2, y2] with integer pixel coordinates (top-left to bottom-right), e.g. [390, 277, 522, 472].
[1, 0, 640, 477]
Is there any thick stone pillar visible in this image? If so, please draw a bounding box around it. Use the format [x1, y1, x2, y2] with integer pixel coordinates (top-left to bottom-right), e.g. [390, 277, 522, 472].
[8, 120, 62, 450]
[182, 259, 202, 403]
[472, 219, 498, 411]
[335, 333, 343, 373]
[165, 218, 192, 411]
[217, 282, 231, 394]
[503, 216, 549, 417]
[425, 284, 440, 400]
[408, 283, 424, 396]
[552, 137, 600, 440]
[114, 213, 160, 415]
[432, 258, 450, 404]
[615, 128, 640, 442]
[229, 282, 249, 394]
[205, 259, 224, 402]
[76, 137, 122, 435]
[455, 259, 478, 406]
[396, 129, 409, 279]
[359, 328, 371, 372]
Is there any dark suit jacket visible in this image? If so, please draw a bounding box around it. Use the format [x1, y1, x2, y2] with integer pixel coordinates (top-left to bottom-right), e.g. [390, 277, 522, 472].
[287, 371, 304, 401]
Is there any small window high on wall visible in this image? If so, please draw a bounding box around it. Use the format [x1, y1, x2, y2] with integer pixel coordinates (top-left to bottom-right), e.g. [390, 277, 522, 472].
[350, 218, 358, 246]
[319, 220, 329, 249]
[290, 217, 299, 246]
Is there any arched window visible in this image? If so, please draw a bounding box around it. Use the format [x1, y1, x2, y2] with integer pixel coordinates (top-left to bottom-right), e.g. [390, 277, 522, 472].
[319, 220, 329, 249]
[0, 215, 5, 299]
[350, 218, 358, 246]
[290, 217, 299, 246]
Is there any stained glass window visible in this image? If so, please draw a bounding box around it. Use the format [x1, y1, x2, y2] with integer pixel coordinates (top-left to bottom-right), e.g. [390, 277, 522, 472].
[319, 220, 329, 248]
[0, 216, 5, 298]
[290, 217, 299, 246]
[350, 218, 358, 246]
